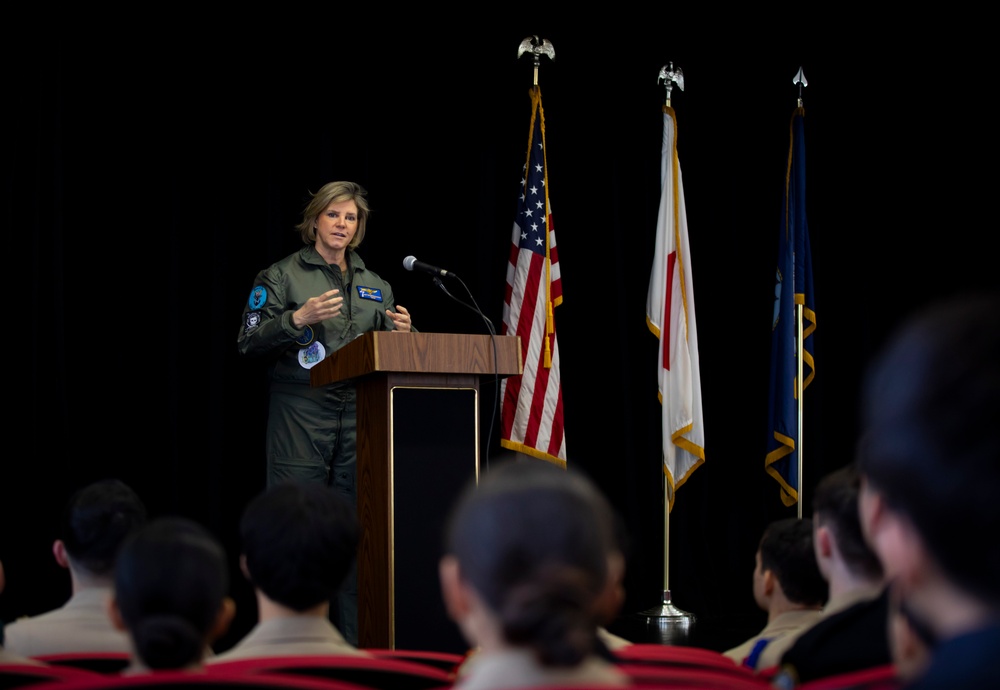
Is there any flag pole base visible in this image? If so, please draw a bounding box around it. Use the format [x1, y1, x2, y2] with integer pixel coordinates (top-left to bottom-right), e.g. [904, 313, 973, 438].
[639, 589, 696, 646]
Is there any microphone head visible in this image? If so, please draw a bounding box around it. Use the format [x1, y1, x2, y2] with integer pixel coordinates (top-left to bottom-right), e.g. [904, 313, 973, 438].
[403, 255, 417, 271]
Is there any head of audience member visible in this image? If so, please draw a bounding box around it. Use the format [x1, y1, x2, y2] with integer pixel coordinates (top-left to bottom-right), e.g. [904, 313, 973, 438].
[591, 512, 629, 634]
[56, 478, 147, 588]
[110, 517, 234, 671]
[857, 292, 1000, 641]
[0, 558, 20, 663]
[886, 583, 934, 684]
[0, 557, 43, 666]
[440, 460, 618, 667]
[753, 517, 828, 617]
[811, 464, 883, 598]
[240, 481, 359, 616]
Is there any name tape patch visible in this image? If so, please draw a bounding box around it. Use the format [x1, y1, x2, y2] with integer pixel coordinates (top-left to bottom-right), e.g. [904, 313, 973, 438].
[357, 286, 383, 302]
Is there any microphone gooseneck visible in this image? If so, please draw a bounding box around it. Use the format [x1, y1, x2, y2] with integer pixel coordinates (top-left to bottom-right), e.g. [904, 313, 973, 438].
[401, 252, 500, 473]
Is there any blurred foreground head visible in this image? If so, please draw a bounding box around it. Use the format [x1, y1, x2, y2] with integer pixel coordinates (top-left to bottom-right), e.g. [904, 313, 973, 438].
[858, 291, 1000, 607]
[441, 460, 617, 667]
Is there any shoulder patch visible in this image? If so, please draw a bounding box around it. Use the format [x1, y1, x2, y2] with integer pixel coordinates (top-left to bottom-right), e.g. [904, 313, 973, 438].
[248, 285, 268, 310]
[244, 311, 261, 335]
[357, 285, 383, 302]
[294, 325, 315, 347]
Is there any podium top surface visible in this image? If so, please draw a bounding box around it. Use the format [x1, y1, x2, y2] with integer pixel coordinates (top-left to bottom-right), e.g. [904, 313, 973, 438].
[310, 331, 522, 386]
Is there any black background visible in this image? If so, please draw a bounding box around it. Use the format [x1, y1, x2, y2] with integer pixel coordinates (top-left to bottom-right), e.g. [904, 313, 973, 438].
[3, 11, 996, 654]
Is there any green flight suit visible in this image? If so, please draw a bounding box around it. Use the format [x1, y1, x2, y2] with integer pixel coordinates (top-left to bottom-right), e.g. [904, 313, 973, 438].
[237, 245, 404, 644]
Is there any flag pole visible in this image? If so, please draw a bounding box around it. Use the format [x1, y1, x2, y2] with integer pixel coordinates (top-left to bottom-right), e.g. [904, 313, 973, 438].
[797, 303, 804, 519]
[639, 62, 696, 645]
[793, 67, 808, 520]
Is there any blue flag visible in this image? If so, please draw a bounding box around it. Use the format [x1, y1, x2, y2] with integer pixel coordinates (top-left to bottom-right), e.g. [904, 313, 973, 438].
[765, 107, 816, 507]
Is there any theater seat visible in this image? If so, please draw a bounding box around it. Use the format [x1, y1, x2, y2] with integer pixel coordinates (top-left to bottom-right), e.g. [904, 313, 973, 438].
[34, 652, 132, 674]
[0, 661, 106, 688]
[21, 670, 371, 690]
[615, 662, 773, 690]
[615, 643, 749, 672]
[362, 649, 464, 676]
[796, 663, 901, 690]
[205, 655, 453, 690]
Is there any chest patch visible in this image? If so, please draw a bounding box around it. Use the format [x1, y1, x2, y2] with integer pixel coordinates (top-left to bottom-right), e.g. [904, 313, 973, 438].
[248, 285, 268, 309]
[357, 285, 383, 302]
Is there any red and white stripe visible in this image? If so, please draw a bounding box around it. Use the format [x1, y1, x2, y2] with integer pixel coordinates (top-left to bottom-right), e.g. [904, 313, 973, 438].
[501, 219, 565, 465]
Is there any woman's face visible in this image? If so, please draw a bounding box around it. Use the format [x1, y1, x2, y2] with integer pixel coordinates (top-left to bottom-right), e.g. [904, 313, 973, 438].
[314, 198, 359, 259]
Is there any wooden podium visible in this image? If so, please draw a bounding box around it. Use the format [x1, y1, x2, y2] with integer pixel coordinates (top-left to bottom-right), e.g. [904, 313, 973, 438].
[310, 331, 521, 651]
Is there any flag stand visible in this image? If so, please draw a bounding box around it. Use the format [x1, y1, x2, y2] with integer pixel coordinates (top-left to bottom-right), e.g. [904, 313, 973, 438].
[638, 62, 698, 646]
[639, 484, 695, 644]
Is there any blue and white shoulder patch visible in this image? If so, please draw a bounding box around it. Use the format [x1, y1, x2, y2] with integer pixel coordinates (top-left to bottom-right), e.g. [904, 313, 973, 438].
[248, 285, 268, 310]
[294, 325, 315, 347]
[357, 285, 383, 302]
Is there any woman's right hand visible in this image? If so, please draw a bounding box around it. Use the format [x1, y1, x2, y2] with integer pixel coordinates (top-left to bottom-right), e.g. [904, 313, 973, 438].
[292, 289, 343, 328]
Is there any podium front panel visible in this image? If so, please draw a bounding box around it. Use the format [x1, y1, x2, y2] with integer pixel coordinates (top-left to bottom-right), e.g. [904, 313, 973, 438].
[388, 385, 478, 653]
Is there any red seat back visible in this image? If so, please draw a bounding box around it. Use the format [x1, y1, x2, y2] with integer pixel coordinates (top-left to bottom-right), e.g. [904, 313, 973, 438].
[206, 655, 453, 690]
[615, 663, 773, 690]
[33, 652, 132, 674]
[797, 664, 901, 690]
[362, 649, 463, 676]
[615, 643, 746, 671]
[23, 670, 371, 690]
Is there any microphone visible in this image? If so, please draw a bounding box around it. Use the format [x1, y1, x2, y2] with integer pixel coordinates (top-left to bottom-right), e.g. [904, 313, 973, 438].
[403, 255, 455, 278]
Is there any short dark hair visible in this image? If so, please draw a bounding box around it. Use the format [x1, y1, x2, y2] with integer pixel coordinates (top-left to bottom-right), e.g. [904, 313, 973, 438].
[858, 291, 1000, 606]
[445, 460, 616, 668]
[240, 482, 358, 612]
[813, 464, 883, 581]
[759, 517, 828, 607]
[114, 517, 228, 670]
[61, 479, 147, 576]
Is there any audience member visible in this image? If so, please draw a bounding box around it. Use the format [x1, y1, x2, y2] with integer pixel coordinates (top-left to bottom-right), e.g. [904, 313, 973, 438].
[110, 517, 234, 673]
[887, 583, 933, 685]
[593, 513, 632, 656]
[440, 460, 630, 689]
[210, 481, 366, 661]
[722, 517, 827, 671]
[775, 464, 891, 684]
[4, 478, 146, 657]
[856, 292, 1000, 689]
[0, 560, 42, 666]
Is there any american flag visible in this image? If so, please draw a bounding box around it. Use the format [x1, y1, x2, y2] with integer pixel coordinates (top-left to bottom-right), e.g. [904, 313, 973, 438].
[500, 86, 566, 467]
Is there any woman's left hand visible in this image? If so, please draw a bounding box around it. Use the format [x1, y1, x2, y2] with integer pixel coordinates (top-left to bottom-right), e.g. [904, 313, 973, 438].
[387, 305, 413, 332]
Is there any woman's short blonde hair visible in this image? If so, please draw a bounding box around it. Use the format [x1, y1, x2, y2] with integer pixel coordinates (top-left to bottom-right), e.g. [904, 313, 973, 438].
[296, 180, 370, 249]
